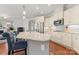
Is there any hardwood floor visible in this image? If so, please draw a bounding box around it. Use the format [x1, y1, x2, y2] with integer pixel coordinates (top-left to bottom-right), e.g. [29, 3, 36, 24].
[49, 41, 78, 55]
[0, 43, 25, 55]
[0, 41, 78, 55]
[0, 43, 8, 55]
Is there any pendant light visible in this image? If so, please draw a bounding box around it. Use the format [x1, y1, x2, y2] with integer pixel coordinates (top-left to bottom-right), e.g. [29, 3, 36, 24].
[22, 5, 26, 27]
[22, 5, 26, 19]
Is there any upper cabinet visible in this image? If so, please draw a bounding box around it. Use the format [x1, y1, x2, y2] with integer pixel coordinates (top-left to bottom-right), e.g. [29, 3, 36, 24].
[64, 5, 79, 25]
[53, 6, 64, 21]
[44, 16, 54, 27]
[44, 16, 54, 33]
[34, 16, 44, 23]
[34, 16, 44, 33]
[44, 6, 64, 27]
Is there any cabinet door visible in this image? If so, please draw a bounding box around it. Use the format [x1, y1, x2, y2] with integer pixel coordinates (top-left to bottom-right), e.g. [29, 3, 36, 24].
[52, 32, 60, 43]
[65, 33, 72, 47]
[62, 33, 67, 45]
[56, 32, 62, 44]
[54, 7, 63, 20]
[52, 32, 62, 44]
[64, 5, 79, 25]
[45, 17, 53, 27]
[54, 13, 58, 20]
[57, 11, 63, 19]
[72, 34, 77, 51]
[73, 34, 79, 53]
[64, 9, 71, 25]
[70, 6, 79, 24]
[62, 33, 72, 47]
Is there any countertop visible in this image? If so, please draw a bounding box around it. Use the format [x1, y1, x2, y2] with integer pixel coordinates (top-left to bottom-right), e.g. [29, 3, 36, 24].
[53, 31, 79, 34]
[16, 32, 52, 42]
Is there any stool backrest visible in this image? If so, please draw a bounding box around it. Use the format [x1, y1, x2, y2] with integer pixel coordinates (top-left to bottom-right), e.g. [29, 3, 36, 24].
[2, 32, 13, 51]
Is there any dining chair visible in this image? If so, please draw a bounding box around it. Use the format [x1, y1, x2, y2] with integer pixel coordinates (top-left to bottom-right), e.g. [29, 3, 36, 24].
[2, 32, 27, 55]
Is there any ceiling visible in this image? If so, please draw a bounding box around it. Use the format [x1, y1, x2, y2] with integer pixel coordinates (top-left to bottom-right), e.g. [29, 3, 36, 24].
[0, 4, 64, 20]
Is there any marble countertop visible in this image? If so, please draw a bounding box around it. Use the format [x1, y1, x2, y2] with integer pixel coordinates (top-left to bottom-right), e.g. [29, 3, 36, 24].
[53, 31, 79, 34]
[16, 32, 52, 41]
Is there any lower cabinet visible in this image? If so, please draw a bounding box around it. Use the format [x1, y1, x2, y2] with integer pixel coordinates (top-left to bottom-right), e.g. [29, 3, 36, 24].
[52, 32, 63, 44]
[62, 33, 72, 47]
[51, 32, 79, 54]
[52, 32, 72, 48]
[72, 34, 79, 53]
[55, 32, 62, 44]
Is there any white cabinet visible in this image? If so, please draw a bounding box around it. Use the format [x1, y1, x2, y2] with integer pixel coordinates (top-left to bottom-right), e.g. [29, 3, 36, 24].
[51, 32, 58, 42]
[55, 32, 62, 44]
[44, 16, 54, 33]
[54, 9, 63, 21]
[62, 33, 72, 47]
[64, 9, 71, 25]
[57, 11, 63, 19]
[56, 32, 72, 47]
[35, 16, 44, 22]
[70, 6, 79, 24]
[34, 16, 44, 32]
[44, 17, 53, 27]
[52, 32, 63, 44]
[52, 32, 58, 42]
[72, 33, 79, 53]
[52, 32, 72, 48]
[52, 32, 79, 53]
[64, 5, 79, 25]
[45, 16, 55, 27]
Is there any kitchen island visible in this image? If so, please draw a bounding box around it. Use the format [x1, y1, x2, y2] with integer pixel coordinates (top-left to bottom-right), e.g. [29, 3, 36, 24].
[17, 32, 52, 55]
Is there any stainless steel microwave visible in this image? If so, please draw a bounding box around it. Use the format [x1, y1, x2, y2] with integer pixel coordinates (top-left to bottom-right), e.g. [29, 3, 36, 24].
[54, 18, 64, 26]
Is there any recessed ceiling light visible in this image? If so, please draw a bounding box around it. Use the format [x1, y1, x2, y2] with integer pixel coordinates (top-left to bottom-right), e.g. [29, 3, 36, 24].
[36, 6, 39, 10]
[48, 4, 52, 6]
